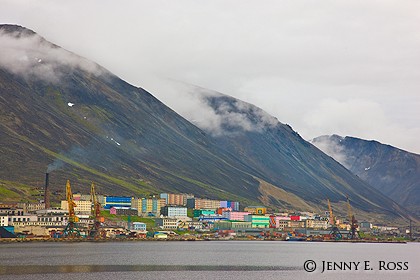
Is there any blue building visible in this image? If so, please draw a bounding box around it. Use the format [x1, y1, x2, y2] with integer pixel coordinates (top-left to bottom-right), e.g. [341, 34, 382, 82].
[103, 196, 132, 209]
[220, 201, 240, 211]
[132, 222, 147, 231]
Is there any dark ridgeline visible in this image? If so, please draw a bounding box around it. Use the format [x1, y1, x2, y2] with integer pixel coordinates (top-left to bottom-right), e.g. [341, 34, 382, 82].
[313, 135, 420, 216]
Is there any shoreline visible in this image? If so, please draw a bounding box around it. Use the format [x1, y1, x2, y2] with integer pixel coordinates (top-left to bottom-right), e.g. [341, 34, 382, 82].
[0, 237, 410, 244]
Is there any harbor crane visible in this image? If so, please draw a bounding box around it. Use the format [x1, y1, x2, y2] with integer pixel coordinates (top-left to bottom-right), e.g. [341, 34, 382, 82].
[346, 196, 359, 239]
[88, 182, 105, 238]
[63, 180, 80, 237]
[327, 198, 342, 240]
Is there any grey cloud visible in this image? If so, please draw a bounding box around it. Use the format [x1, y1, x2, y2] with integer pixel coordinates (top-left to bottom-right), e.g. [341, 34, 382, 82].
[142, 79, 278, 136]
[0, 29, 104, 83]
[311, 136, 349, 168]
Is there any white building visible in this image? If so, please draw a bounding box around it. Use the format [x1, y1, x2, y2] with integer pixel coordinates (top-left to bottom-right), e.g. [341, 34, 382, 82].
[161, 206, 188, 218]
[155, 218, 178, 230]
[132, 222, 147, 232]
[0, 215, 9, 226]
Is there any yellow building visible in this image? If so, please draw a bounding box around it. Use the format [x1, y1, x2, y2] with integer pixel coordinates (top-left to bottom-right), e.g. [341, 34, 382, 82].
[131, 198, 166, 216]
[61, 200, 91, 215]
[244, 206, 267, 215]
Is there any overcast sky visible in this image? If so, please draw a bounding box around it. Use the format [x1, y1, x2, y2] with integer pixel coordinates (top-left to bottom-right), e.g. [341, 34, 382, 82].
[2, 0, 420, 153]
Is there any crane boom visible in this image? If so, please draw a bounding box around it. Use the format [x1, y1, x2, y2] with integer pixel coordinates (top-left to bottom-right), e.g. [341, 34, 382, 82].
[326, 198, 342, 240]
[346, 196, 359, 239]
[66, 180, 79, 223]
[327, 199, 335, 225]
[63, 180, 80, 237]
[89, 182, 104, 238]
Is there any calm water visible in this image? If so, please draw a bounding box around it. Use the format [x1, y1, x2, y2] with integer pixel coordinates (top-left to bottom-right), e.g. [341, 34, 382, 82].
[0, 241, 419, 280]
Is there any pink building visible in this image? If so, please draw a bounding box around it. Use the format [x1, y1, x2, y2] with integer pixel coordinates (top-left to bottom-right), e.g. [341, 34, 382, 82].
[110, 207, 117, 215]
[222, 211, 250, 221]
[274, 216, 291, 228]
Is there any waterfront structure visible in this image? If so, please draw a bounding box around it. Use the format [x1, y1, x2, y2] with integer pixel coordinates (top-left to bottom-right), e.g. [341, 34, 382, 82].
[305, 219, 328, 229]
[244, 215, 270, 228]
[132, 222, 147, 231]
[131, 198, 166, 216]
[177, 220, 203, 230]
[104, 196, 132, 209]
[220, 201, 240, 211]
[244, 206, 267, 215]
[221, 211, 250, 221]
[214, 220, 252, 230]
[187, 198, 220, 210]
[161, 206, 188, 218]
[360, 221, 372, 230]
[0, 226, 16, 238]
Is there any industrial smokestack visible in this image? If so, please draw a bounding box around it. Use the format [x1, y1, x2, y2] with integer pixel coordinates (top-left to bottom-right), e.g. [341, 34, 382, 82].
[44, 173, 50, 209]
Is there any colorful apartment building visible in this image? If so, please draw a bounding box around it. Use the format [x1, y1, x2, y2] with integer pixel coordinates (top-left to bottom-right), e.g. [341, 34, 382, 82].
[131, 198, 166, 216]
[160, 193, 189, 206]
[221, 211, 250, 221]
[244, 215, 270, 228]
[187, 198, 220, 210]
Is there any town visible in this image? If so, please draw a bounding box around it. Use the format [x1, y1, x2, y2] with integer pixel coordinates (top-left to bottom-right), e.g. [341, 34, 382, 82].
[0, 176, 417, 242]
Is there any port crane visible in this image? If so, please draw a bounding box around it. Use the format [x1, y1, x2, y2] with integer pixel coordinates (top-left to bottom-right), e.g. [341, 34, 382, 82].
[88, 182, 105, 238]
[327, 198, 342, 240]
[63, 180, 80, 237]
[346, 196, 359, 239]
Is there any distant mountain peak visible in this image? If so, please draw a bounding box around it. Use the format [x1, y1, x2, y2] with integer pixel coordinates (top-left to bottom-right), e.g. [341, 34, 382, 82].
[0, 24, 36, 37]
[312, 134, 420, 216]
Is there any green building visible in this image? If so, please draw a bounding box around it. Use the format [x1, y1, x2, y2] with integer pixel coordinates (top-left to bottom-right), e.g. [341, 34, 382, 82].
[244, 215, 270, 228]
[193, 209, 215, 217]
[214, 220, 252, 230]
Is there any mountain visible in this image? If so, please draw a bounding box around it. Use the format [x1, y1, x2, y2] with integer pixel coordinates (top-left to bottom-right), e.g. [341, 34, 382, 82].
[312, 135, 420, 216]
[0, 24, 416, 223]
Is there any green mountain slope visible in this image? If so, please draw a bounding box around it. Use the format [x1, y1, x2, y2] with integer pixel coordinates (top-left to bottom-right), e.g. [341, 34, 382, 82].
[0, 24, 416, 223]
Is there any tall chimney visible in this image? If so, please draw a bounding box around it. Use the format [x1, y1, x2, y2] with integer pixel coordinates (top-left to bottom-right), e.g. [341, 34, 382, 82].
[44, 173, 50, 209]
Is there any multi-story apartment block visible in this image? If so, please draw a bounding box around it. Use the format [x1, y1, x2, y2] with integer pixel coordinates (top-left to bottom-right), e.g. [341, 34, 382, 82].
[161, 206, 188, 218]
[155, 218, 178, 230]
[103, 196, 132, 209]
[222, 211, 250, 221]
[160, 193, 189, 206]
[220, 201, 240, 211]
[61, 200, 92, 215]
[186, 198, 220, 210]
[244, 215, 270, 228]
[305, 219, 328, 229]
[131, 198, 166, 216]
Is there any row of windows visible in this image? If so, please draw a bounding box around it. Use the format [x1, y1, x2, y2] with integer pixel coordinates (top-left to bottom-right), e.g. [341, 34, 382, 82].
[7, 217, 66, 222]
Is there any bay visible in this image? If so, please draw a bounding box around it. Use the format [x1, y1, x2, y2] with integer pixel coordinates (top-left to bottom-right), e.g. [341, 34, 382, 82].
[0, 241, 419, 279]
